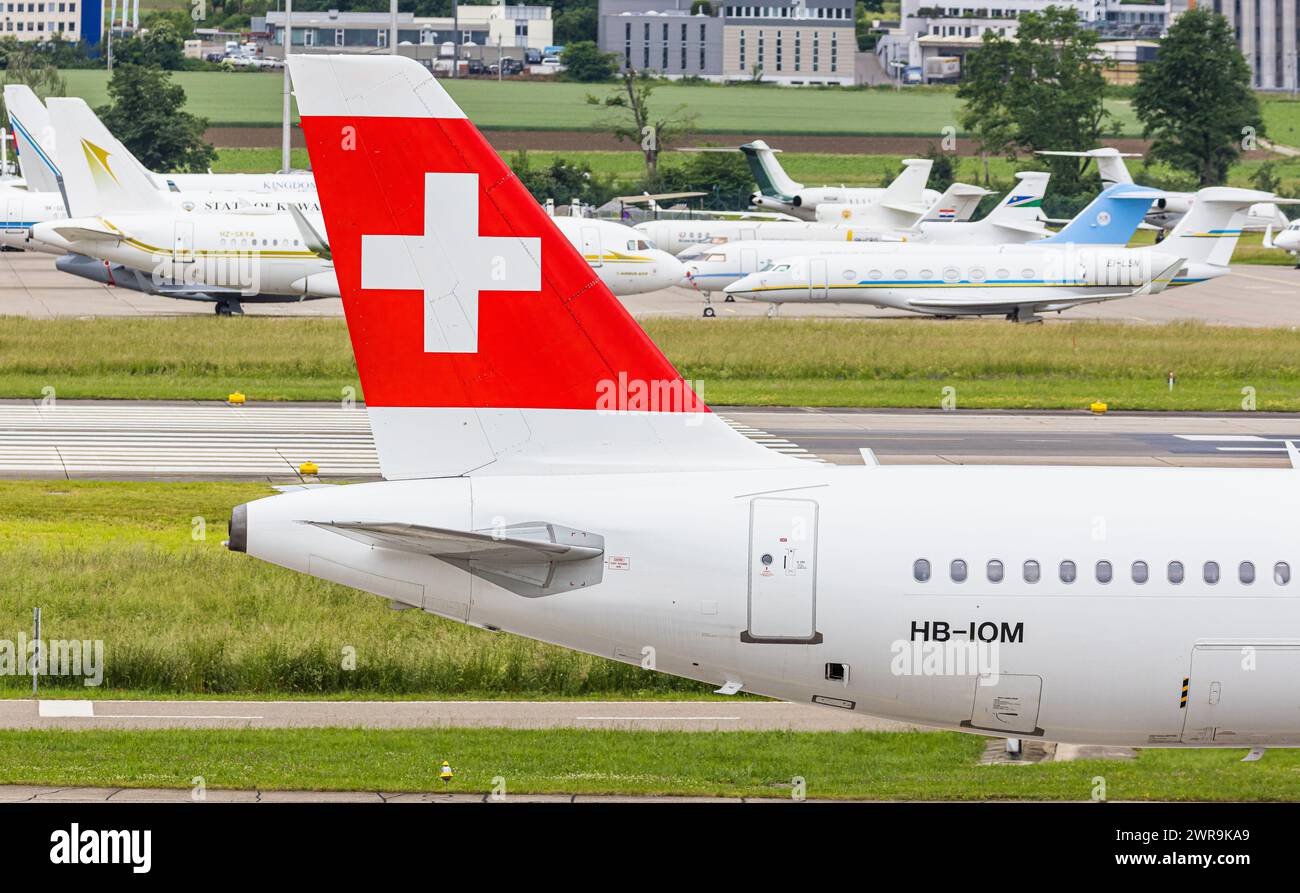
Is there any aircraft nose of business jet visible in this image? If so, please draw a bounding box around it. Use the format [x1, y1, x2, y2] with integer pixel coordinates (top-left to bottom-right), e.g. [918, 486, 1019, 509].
[651, 250, 687, 290]
[723, 273, 762, 300]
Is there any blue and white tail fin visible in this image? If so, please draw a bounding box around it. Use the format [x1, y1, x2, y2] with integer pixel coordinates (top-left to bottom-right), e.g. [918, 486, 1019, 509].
[972, 171, 1050, 238]
[1037, 183, 1161, 246]
[3, 84, 60, 194]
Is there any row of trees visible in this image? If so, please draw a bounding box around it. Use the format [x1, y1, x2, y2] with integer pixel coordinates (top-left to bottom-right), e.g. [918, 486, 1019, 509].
[959, 7, 1263, 195]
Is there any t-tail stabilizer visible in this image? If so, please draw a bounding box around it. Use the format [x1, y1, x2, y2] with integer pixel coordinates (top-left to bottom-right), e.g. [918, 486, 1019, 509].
[1036, 183, 1162, 246]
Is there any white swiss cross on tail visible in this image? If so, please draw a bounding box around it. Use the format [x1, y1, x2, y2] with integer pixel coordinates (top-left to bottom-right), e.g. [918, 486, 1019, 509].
[360, 172, 541, 353]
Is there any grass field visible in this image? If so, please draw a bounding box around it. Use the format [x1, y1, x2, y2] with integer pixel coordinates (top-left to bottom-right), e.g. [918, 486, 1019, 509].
[56, 67, 1300, 145]
[4, 317, 1300, 410]
[0, 480, 712, 697]
[0, 727, 1296, 800]
[61, 69, 1146, 135]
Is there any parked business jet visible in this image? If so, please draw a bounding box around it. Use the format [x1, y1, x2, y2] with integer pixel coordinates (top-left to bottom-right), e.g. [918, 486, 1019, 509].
[1037, 147, 1289, 233]
[4, 84, 316, 195]
[721, 184, 1287, 319]
[742, 139, 941, 220]
[230, 54, 1300, 751]
[679, 174, 1064, 305]
[29, 98, 338, 313]
[723, 186, 1184, 321]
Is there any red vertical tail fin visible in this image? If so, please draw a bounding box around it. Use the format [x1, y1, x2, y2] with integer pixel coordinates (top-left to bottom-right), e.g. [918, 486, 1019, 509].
[289, 55, 792, 478]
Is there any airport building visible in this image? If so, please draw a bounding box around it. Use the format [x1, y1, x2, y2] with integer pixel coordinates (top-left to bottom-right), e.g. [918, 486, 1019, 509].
[0, 0, 98, 43]
[1208, 0, 1300, 90]
[597, 0, 857, 86]
[878, 0, 1172, 84]
[257, 5, 553, 52]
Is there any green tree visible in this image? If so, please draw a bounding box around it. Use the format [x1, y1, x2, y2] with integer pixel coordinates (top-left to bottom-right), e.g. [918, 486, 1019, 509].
[658, 150, 755, 210]
[1133, 8, 1262, 187]
[561, 41, 618, 82]
[555, 5, 598, 44]
[0, 41, 66, 124]
[113, 20, 188, 70]
[96, 65, 216, 173]
[587, 69, 696, 187]
[957, 7, 1112, 192]
[922, 143, 957, 192]
[511, 149, 615, 206]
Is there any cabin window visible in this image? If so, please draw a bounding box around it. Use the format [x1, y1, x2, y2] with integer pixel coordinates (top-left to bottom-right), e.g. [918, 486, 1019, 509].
[1131, 560, 1149, 584]
[1275, 561, 1291, 585]
[913, 558, 931, 582]
[1095, 560, 1112, 584]
[987, 560, 1003, 583]
[942, 267, 960, 282]
[1021, 268, 1035, 279]
[950, 559, 968, 583]
[995, 268, 1010, 279]
[1059, 560, 1077, 583]
[1239, 561, 1255, 584]
[1023, 560, 1040, 583]
[843, 270, 857, 280]
[894, 269, 907, 279]
[868, 269, 882, 280]
[969, 267, 986, 282]
[919, 268, 934, 279]
[1168, 560, 1184, 584]
[1203, 561, 1220, 585]
[705, 253, 727, 262]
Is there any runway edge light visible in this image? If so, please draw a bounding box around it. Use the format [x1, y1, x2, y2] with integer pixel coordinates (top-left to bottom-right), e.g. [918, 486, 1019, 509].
[227, 391, 246, 405]
[1090, 401, 1108, 414]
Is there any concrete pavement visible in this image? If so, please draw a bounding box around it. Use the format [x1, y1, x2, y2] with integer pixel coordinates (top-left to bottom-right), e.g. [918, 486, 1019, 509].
[3, 252, 1298, 326]
[0, 698, 924, 732]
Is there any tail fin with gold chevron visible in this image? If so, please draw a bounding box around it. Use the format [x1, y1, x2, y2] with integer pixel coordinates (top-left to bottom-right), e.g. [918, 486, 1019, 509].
[45, 97, 169, 217]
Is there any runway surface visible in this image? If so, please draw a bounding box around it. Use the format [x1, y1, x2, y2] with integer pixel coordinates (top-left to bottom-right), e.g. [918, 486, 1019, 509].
[0, 698, 914, 732]
[2, 400, 1298, 479]
[3, 252, 1298, 326]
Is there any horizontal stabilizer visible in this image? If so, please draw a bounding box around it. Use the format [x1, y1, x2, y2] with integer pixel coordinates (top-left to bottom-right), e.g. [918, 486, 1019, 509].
[308, 520, 606, 597]
[51, 222, 122, 242]
[309, 520, 603, 561]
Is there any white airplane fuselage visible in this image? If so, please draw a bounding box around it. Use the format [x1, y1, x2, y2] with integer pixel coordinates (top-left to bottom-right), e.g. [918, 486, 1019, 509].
[723, 246, 1182, 316]
[31, 211, 338, 298]
[681, 230, 1051, 294]
[7, 187, 324, 253]
[240, 463, 1300, 747]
